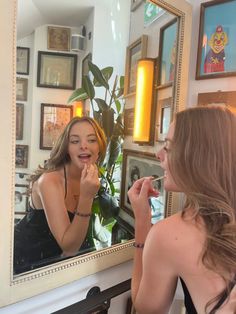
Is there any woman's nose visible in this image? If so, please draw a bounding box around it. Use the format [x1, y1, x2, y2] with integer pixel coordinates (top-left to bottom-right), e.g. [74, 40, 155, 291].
[79, 140, 88, 150]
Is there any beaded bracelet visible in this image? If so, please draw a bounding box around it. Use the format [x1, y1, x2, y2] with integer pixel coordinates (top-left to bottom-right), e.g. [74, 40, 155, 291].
[133, 242, 145, 249]
[75, 211, 91, 218]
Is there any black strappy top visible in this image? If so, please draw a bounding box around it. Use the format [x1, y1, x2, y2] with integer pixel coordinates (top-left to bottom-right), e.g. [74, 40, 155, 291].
[14, 165, 94, 274]
[180, 276, 236, 314]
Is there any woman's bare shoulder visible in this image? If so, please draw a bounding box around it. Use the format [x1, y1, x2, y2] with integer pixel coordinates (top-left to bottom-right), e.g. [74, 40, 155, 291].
[38, 169, 63, 187]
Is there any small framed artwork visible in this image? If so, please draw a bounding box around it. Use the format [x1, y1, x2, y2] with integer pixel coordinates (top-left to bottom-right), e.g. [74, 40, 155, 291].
[47, 26, 71, 51]
[156, 97, 172, 141]
[16, 103, 24, 140]
[157, 18, 178, 88]
[124, 108, 134, 136]
[40, 103, 73, 150]
[15, 144, 28, 168]
[120, 149, 167, 222]
[15, 172, 30, 185]
[37, 51, 77, 90]
[16, 77, 28, 101]
[197, 90, 236, 113]
[82, 53, 92, 77]
[15, 184, 29, 213]
[196, 0, 236, 80]
[16, 47, 30, 75]
[144, 1, 165, 27]
[124, 35, 148, 96]
[131, 0, 143, 12]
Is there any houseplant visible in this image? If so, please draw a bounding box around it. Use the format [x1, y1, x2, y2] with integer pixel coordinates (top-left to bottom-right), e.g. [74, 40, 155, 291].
[68, 61, 125, 247]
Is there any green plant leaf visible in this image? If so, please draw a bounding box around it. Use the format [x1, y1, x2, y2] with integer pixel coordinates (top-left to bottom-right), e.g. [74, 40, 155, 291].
[120, 76, 125, 88]
[106, 137, 121, 172]
[82, 75, 95, 99]
[114, 99, 121, 114]
[94, 98, 109, 111]
[102, 67, 113, 82]
[102, 108, 114, 138]
[98, 190, 120, 219]
[67, 87, 88, 104]
[93, 110, 102, 126]
[88, 61, 109, 89]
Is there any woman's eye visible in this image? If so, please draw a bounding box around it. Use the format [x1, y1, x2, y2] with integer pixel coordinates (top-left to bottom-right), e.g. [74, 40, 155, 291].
[88, 139, 97, 143]
[70, 140, 79, 144]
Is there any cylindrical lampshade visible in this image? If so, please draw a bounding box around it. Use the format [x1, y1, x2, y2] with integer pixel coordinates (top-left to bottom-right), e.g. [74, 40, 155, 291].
[71, 34, 85, 52]
[133, 58, 155, 143]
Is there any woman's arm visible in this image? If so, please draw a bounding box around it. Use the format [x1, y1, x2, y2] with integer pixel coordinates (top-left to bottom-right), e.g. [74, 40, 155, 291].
[38, 164, 99, 255]
[128, 178, 177, 313]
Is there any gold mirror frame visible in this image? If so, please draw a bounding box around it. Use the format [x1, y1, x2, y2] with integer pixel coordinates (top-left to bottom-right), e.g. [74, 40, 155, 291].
[0, 0, 192, 306]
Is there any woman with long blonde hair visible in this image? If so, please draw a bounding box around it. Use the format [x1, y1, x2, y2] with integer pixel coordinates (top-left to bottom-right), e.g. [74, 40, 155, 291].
[128, 106, 236, 313]
[14, 116, 106, 274]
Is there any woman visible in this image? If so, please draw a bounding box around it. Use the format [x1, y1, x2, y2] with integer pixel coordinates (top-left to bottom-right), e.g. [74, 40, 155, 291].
[128, 106, 236, 313]
[14, 116, 106, 274]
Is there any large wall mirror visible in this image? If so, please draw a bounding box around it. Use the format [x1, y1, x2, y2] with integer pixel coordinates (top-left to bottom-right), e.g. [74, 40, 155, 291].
[0, 0, 192, 307]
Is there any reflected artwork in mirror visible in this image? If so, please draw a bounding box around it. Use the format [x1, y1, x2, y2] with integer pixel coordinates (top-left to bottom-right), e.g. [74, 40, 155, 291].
[0, 0, 192, 307]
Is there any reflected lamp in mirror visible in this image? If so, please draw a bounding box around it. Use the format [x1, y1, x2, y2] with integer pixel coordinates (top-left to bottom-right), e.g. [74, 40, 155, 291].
[73, 101, 85, 117]
[133, 58, 156, 145]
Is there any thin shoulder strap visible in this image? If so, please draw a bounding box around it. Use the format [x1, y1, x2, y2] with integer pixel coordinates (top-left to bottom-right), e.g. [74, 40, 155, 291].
[209, 274, 236, 314]
[63, 164, 67, 199]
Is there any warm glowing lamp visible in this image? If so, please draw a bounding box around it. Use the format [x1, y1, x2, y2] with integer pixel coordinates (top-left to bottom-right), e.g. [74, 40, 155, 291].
[133, 58, 155, 144]
[73, 101, 84, 117]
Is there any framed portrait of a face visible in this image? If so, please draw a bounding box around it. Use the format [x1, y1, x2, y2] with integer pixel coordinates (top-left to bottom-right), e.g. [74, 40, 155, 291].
[196, 0, 236, 80]
[120, 149, 167, 223]
[47, 26, 71, 51]
[15, 145, 28, 168]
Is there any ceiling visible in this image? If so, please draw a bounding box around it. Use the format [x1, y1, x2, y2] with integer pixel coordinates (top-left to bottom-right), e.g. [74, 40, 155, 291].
[17, 0, 95, 39]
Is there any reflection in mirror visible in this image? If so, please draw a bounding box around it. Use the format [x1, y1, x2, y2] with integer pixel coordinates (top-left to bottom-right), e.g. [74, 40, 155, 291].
[14, 0, 179, 276]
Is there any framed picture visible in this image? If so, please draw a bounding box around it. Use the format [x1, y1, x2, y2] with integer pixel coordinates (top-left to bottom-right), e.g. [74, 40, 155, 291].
[16, 47, 30, 75]
[157, 18, 178, 88]
[124, 35, 148, 96]
[15, 184, 29, 213]
[15, 144, 28, 168]
[40, 103, 73, 150]
[197, 90, 236, 113]
[16, 77, 28, 101]
[47, 26, 71, 51]
[144, 1, 165, 27]
[131, 0, 143, 12]
[82, 53, 92, 77]
[124, 108, 134, 136]
[156, 97, 172, 141]
[37, 51, 77, 90]
[196, 0, 236, 80]
[16, 103, 24, 140]
[15, 172, 30, 185]
[120, 149, 167, 221]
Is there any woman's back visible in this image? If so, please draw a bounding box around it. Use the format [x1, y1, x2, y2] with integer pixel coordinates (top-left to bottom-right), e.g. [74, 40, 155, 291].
[147, 211, 235, 313]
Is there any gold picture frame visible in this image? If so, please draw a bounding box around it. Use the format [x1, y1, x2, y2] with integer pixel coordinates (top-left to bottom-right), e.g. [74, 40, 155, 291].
[16, 103, 24, 140]
[47, 26, 71, 51]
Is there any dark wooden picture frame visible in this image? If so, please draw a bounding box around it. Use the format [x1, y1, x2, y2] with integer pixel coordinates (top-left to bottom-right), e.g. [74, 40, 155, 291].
[157, 18, 178, 89]
[16, 103, 24, 140]
[37, 51, 77, 90]
[196, 0, 236, 80]
[16, 77, 28, 101]
[124, 108, 134, 136]
[124, 35, 148, 96]
[120, 149, 167, 221]
[15, 144, 28, 168]
[47, 26, 71, 51]
[82, 53, 92, 77]
[40, 103, 73, 150]
[16, 47, 30, 75]
[156, 97, 172, 142]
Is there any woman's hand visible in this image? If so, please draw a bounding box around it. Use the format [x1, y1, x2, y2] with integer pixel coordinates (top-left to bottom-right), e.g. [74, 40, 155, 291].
[128, 177, 159, 220]
[80, 163, 100, 199]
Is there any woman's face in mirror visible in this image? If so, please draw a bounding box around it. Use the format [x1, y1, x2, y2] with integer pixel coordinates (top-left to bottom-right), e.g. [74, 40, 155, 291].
[68, 121, 100, 170]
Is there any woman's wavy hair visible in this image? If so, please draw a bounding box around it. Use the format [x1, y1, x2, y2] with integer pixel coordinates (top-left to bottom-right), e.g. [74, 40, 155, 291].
[30, 116, 107, 182]
[168, 106, 236, 312]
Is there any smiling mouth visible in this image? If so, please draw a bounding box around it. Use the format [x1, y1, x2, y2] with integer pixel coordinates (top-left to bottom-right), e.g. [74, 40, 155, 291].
[78, 154, 92, 161]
